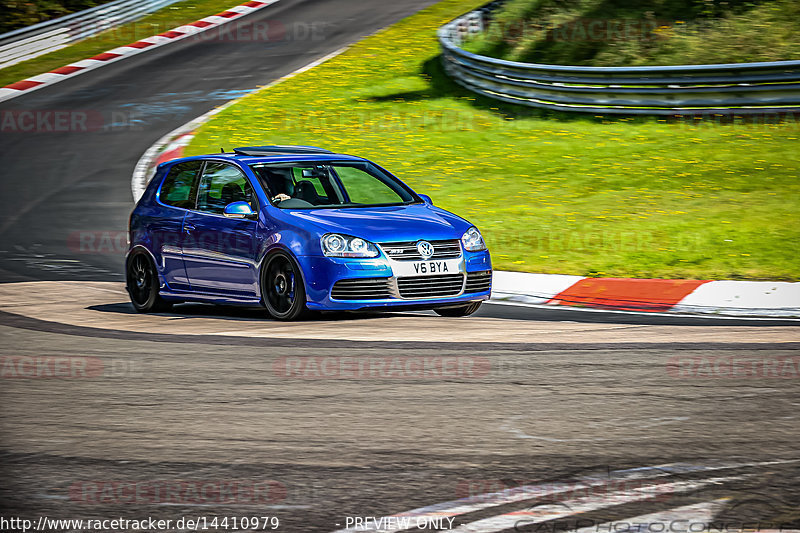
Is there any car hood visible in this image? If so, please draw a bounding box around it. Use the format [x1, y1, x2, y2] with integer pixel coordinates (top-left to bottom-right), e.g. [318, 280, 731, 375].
[282, 204, 471, 242]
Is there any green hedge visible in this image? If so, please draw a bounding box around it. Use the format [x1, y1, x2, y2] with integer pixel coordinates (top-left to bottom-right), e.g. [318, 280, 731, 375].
[1, 1, 120, 34]
[463, 0, 800, 66]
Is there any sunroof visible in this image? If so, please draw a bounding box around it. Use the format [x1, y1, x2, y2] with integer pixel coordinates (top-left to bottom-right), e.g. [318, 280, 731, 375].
[233, 145, 333, 156]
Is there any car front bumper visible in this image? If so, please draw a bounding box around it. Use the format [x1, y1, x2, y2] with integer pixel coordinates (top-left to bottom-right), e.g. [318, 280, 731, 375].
[299, 250, 492, 311]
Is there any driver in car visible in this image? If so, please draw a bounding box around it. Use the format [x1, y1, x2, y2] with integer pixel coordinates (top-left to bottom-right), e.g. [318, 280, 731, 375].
[259, 167, 295, 203]
[265, 167, 322, 205]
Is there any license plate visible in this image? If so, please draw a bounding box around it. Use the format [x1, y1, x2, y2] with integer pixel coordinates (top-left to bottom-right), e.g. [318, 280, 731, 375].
[391, 258, 462, 277]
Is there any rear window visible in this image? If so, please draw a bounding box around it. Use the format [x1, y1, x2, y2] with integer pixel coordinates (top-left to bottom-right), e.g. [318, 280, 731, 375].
[159, 161, 202, 209]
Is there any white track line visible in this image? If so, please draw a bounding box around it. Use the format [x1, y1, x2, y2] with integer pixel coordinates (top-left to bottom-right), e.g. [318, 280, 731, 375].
[333, 481, 611, 533]
[330, 461, 796, 533]
[445, 476, 743, 533]
[572, 498, 800, 533]
[483, 299, 800, 322]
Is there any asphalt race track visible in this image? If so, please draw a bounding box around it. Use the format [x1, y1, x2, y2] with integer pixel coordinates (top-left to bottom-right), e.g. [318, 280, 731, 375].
[0, 0, 799, 531]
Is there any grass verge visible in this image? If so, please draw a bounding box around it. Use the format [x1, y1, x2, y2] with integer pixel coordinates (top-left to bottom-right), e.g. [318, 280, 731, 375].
[185, 0, 800, 280]
[0, 0, 255, 88]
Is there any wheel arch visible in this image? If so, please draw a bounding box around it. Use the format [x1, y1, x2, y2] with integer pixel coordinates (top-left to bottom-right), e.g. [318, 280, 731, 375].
[257, 244, 311, 304]
[125, 244, 165, 289]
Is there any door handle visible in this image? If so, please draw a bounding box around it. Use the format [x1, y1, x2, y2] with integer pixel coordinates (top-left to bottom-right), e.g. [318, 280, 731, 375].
[184, 224, 195, 234]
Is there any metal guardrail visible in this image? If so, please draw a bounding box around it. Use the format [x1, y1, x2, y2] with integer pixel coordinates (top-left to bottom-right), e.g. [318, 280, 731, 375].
[0, 0, 183, 70]
[438, 6, 800, 115]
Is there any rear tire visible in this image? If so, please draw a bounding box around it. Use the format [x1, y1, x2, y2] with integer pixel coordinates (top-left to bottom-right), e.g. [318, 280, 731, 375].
[261, 251, 309, 321]
[434, 301, 482, 317]
[126, 251, 172, 313]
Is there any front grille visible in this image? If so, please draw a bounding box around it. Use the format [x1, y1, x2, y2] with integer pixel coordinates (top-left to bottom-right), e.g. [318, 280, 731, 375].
[379, 239, 461, 261]
[465, 270, 492, 293]
[397, 274, 465, 299]
[331, 278, 392, 300]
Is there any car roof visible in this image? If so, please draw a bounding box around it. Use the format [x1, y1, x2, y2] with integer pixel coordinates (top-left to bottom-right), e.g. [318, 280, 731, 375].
[158, 145, 368, 168]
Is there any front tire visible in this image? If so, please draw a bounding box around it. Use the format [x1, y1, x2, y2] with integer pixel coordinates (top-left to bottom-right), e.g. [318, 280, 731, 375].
[434, 301, 482, 317]
[261, 251, 309, 321]
[126, 251, 172, 313]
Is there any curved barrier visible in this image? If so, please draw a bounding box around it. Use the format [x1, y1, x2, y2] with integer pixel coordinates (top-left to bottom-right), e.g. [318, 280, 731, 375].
[438, 7, 800, 115]
[0, 0, 182, 70]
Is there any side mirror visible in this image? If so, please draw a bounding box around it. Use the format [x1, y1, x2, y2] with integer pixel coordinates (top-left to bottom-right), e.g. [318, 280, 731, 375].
[418, 194, 433, 205]
[223, 201, 257, 219]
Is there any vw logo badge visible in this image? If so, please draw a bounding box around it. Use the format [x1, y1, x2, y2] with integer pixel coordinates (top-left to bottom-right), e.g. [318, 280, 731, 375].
[416, 240, 435, 259]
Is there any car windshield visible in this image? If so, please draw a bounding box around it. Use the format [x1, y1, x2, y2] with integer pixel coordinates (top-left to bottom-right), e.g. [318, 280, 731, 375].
[249, 161, 418, 209]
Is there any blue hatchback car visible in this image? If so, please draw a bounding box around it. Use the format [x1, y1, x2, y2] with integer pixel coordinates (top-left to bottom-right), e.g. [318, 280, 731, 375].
[126, 146, 492, 320]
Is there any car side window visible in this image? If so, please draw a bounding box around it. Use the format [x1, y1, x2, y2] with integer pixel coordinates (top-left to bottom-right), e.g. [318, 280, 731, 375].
[196, 162, 257, 215]
[291, 168, 327, 196]
[159, 161, 202, 209]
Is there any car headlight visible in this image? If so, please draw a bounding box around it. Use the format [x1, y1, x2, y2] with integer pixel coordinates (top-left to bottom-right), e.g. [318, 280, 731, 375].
[321, 233, 380, 258]
[461, 226, 487, 252]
